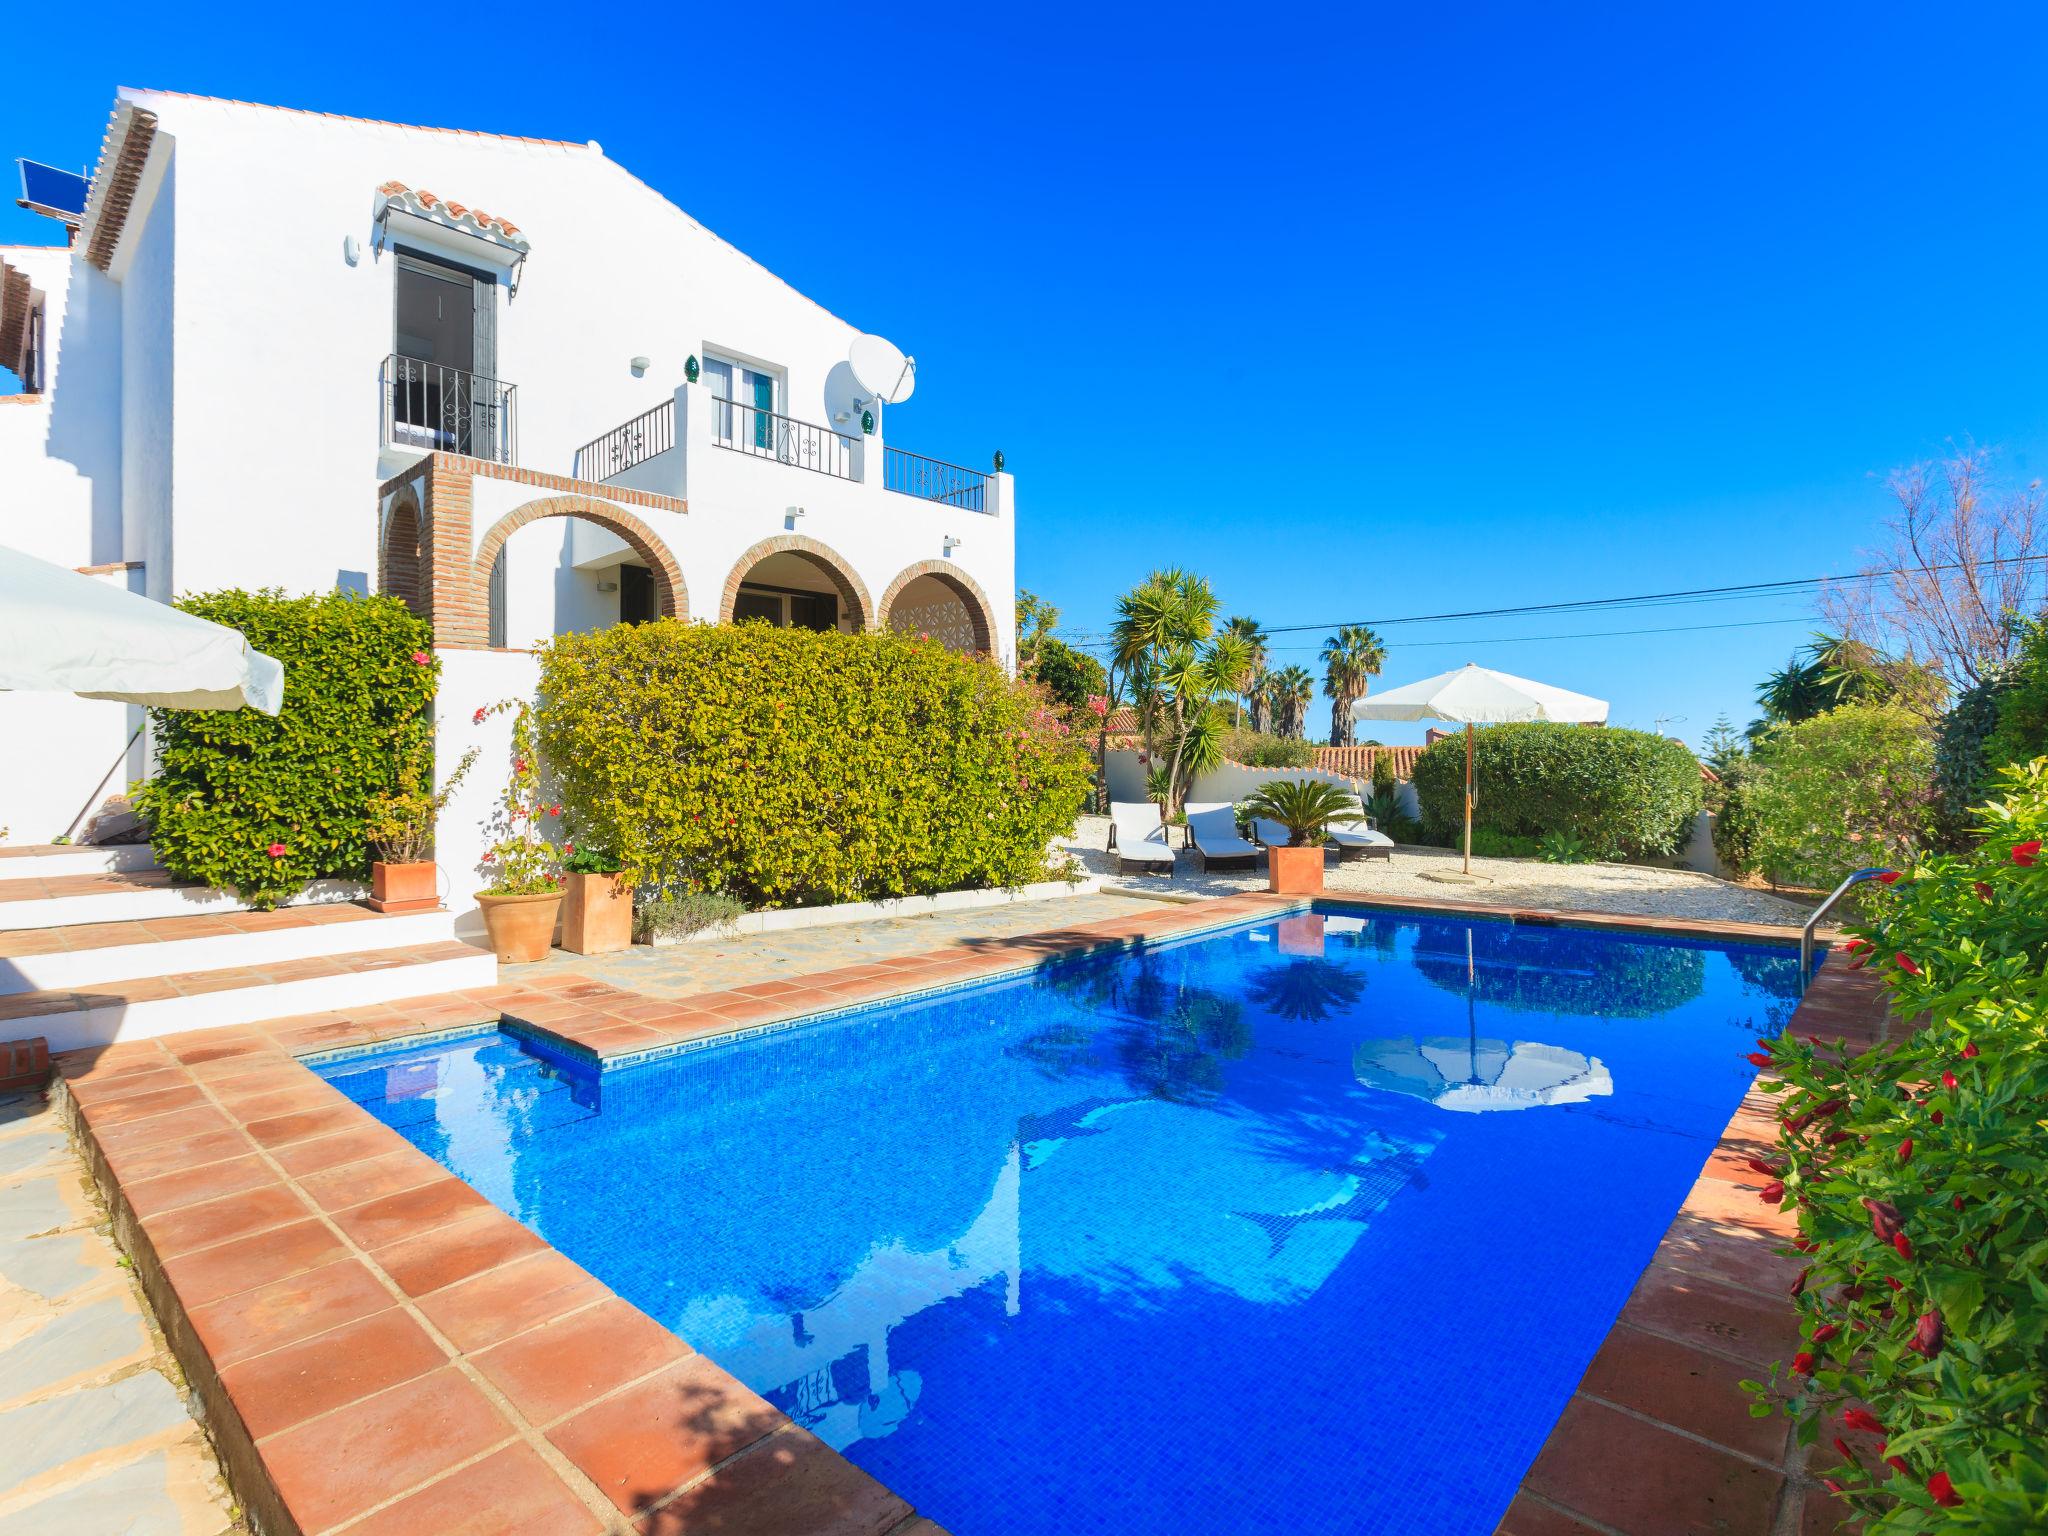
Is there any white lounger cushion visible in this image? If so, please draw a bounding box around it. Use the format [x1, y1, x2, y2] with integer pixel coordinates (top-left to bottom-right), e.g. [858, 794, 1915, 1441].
[1184, 803, 1257, 858]
[1109, 802, 1176, 865]
[1327, 820, 1394, 849]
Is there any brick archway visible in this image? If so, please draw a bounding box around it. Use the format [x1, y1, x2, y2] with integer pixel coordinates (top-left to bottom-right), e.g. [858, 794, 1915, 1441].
[379, 488, 426, 617]
[719, 534, 872, 630]
[472, 495, 689, 628]
[877, 560, 998, 655]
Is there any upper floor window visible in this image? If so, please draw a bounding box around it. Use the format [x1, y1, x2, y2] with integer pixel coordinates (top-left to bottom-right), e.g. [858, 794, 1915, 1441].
[702, 354, 779, 451]
[386, 250, 513, 462]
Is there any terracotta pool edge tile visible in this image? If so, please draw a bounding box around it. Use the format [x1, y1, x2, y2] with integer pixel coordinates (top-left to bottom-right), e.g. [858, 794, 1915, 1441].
[1497, 960, 1890, 1536]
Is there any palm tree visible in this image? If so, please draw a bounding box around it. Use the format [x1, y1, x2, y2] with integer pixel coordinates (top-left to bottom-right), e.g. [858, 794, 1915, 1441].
[1222, 616, 1269, 729]
[1109, 570, 1229, 813]
[1320, 625, 1388, 748]
[1269, 665, 1315, 740]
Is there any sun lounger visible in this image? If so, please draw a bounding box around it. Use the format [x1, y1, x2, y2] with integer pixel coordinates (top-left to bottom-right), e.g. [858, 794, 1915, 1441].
[1108, 801, 1176, 876]
[1327, 818, 1395, 862]
[1183, 802, 1259, 871]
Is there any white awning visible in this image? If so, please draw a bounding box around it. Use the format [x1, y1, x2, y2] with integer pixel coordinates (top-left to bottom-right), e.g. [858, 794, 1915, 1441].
[0, 546, 283, 713]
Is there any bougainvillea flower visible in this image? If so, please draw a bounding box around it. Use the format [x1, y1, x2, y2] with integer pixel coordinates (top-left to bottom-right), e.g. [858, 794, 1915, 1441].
[1962, 1041, 1979, 1059]
[1876, 869, 1902, 884]
[1927, 1471, 1961, 1507]
[1893, 1231, 1914, 1260]
[1894, 953, 1923, 976]
[1812, 1323, 1840, 1344]
[1910, 1310, 1944, 1357]
[2011, 840, 2042, 866]
[266, 843, 286, 858]
[1792, 1351, 1816, 1374]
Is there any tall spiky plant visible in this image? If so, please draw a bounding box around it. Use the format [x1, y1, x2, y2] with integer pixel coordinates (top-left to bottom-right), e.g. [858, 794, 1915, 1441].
[1110, 570, 1236, 813]
[1222, 615, 1269, 730]
[1320, 625, 1388, 748]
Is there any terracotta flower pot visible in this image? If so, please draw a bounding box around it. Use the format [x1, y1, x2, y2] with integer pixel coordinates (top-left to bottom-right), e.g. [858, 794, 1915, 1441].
[476, 890, 564, 964]
[1267, 842, 1327, 896]
[561, 871, 633, 956]
[367, 860, 439, 913]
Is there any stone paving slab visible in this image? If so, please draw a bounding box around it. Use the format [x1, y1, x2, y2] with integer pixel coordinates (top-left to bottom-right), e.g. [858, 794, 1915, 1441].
[0, 1087, 239, 1534]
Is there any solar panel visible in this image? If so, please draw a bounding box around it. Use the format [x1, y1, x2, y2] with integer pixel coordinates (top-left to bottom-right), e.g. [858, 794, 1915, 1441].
[16, 160, 89, 223]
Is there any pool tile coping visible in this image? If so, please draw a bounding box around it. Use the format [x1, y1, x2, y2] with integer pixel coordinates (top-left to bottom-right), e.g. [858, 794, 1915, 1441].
[46, 886, 1848, 1536]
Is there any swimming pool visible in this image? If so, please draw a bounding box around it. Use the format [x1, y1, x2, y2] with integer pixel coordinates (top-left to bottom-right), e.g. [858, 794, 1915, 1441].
[315, 906, 1803, 1535]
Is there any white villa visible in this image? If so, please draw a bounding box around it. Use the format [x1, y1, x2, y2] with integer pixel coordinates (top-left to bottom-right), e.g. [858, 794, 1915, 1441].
[0, 89, 1016, 913]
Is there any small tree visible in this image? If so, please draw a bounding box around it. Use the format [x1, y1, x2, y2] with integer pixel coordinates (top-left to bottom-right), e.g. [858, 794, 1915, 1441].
[1110, 570, 1246, 814]
[1744, 704, 1936, 889]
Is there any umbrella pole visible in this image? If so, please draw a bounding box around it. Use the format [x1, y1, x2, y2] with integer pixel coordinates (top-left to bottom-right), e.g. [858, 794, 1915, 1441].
[1463, 723, 1474, 876]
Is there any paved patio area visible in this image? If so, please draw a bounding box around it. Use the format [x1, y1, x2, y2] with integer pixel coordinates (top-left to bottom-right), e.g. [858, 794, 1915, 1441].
[1062, 815, 1814, 926]
[519, 888, 1168, 997]
[0, 1088, 238, 1535]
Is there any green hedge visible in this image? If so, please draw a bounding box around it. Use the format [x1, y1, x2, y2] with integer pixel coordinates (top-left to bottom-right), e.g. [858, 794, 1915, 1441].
[135, 590, 437, 908]
[1409, 722, 1702, 859]
[1744, 704, 1936, 890]
[534, 621, 1093, 908]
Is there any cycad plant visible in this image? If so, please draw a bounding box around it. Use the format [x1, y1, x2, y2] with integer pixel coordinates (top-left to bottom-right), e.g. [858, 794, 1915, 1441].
[1241, 778, 1362, 846]
[1320, 625, 1388, 748]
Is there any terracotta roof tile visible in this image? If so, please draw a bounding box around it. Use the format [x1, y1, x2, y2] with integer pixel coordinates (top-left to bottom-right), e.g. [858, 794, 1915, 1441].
[378, 182, 529, 250]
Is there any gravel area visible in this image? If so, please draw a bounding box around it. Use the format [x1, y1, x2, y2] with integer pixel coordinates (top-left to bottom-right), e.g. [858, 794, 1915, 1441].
[1059, 815, 1814, 927]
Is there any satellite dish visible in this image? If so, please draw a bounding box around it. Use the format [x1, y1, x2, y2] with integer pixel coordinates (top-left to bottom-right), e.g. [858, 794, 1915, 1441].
[848, 333, 916, 404]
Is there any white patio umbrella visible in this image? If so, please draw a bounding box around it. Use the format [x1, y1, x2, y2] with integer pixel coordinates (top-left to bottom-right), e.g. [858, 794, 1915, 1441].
[1353, 662, 1608, 877]
[0, 546, 283, 713]
[1352, 1035, 1613, 1112]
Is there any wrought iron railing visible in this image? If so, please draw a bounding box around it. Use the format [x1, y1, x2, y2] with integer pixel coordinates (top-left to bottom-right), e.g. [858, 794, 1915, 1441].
[711, 398, 857, 481]
[574, 398, 675, 481]
[883, 446, 990, 513]
[382, 354, 517, 465]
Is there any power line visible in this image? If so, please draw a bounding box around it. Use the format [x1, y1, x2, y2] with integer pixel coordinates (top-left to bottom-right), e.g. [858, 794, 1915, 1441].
[1062, 612, 1835, 655]
[1061, 550, 2048, 647]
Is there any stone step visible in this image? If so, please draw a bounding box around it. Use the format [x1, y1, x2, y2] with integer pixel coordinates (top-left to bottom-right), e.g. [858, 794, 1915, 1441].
[0, 844, 160, 880]
[0, 941, 499, 1054]
[0, 870, 362, 931]
[0, 907, 457, 996]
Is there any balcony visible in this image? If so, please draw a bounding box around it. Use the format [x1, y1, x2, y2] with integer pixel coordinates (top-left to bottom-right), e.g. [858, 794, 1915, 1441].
[571, 388, 995, 516]
[381, 353, 517, 466]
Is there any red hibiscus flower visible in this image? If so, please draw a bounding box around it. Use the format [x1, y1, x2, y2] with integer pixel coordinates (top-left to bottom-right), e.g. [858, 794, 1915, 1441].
[1974, 881, 1995, 901]
[1893, 1230, 1914, 1260]
[1927, 1470, 1961, 1507]
[472, 707, 488, 725]
[1863, 1197, 1902, 1240]
[1962, 1041, 1979, 1059]
[1894, 953, 1923, 976]
[1910, 1309, 1944, 1357]
[2012, 840, 2042, 866]
[1885, 1454, 1909, 1476]
[1792, 1351, 1816, 1374]
[1941, 1069, 1958, 1091]
[1811, 1323, 1840, 1343]
[1898, 1139, 1914, 1164]
[1876, 869, 1902, 884]
[411, 650, 430, 665]
[1760, 1180, 1786, 1204]
[1745, 1051, 1772, 1068]
[266, 842, 286, 858]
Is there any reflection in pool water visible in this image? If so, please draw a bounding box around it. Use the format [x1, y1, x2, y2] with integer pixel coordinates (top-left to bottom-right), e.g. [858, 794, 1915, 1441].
[317, 906, 1804, 1536]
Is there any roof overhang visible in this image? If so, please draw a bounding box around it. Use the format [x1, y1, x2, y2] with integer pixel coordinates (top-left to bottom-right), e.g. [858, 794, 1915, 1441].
[78, 101, 160, 273]
[374, 181, 530, 283]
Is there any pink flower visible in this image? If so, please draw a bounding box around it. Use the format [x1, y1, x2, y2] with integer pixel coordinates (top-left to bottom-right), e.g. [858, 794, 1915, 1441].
[473, 707, 488, 725]
[1087, 695, 1110, 719]
[266, 842, 286, 858]
[411, 651, 431, 666]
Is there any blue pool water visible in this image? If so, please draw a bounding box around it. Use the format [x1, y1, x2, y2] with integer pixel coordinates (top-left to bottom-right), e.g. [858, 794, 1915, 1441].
[315, 907, 1803, 1535]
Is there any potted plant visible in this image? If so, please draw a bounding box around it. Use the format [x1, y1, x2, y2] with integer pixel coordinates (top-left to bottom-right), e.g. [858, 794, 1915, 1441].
[561, 843, 633, 955]
[1241, 778, 1362, 896]
[363, 741, 477, 913]
[475, 701, 564, 963]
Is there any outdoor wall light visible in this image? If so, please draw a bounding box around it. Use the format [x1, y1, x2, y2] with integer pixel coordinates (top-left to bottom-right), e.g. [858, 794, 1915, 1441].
[630, 355, 650, 376]
[684, 355, 700, 384]
[943, 535, 962, 554]
[992, 450, 1004, 472]
[860, 409, 875, 435]
[343, 235, 360, 267]
[596, 579, 620, 593]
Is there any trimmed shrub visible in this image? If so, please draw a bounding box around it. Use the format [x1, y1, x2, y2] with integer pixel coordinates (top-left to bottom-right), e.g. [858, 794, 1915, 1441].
[1932, 667, 2011, 848]
[1751, 759, 2048, 1531]
[534, 621, 1093, 909]
[1709, 755, 1764, 876]
[135, 590, 437, 908]
[1410, 722, 1703, 859]
[1221, 728, 1315, 768]
[1744, 705, 1936, 890]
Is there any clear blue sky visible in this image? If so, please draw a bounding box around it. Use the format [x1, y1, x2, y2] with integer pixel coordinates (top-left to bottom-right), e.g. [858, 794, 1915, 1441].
[7, 4, 2045, 749]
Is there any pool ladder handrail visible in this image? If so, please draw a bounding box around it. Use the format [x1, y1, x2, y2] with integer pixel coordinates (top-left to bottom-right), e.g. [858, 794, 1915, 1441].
[1800, 866, 1892, 988]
